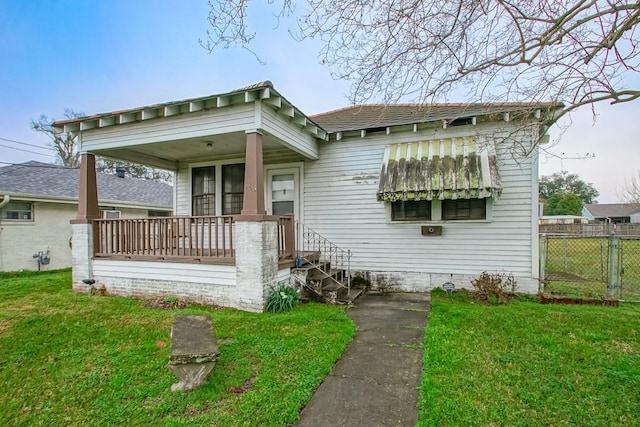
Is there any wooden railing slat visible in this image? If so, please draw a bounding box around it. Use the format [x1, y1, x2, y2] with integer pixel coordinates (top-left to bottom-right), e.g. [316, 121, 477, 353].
[94, 215, 294, 264]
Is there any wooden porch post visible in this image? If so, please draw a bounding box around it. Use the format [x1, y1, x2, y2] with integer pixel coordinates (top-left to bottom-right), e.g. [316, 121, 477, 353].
[234, 131, 279, 312]
[70, 153, 100, 291]
[241, 131, 266, 216]
[74, 153, 100, 223]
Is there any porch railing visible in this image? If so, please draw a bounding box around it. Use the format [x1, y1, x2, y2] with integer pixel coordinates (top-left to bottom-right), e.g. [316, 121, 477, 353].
[277, 214, 295, 260]
[94, 216, 235, 264]
[94, 215, 296, 265]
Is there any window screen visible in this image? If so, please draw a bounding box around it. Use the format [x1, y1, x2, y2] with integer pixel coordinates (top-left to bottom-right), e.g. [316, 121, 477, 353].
[222, 164, 245, 215]
[442, 199, 486, 220]
[391, 200, 431, 221]
[192, 166, 215, 215]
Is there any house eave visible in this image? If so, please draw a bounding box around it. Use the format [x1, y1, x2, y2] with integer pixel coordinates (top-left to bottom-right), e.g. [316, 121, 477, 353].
[52, 81, 329, 142]
[0, 192, 171, 211]
[318, 103, 564, 141]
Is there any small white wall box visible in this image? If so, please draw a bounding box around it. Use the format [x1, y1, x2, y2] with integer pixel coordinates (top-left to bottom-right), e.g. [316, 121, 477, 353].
[421, 225, 442, 236]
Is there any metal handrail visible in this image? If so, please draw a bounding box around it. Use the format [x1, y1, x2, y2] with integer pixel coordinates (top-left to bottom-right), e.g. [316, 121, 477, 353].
[296, 221, 352, 296]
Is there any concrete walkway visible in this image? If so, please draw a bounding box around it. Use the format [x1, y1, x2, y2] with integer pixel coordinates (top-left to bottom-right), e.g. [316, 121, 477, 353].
[297, 292, 431, 426]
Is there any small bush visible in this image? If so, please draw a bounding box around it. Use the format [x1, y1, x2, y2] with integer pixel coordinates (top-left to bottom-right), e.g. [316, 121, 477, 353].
[351, 275, 371, 289]
[265, 282, 299, 313]
[471, 272, 517, 305]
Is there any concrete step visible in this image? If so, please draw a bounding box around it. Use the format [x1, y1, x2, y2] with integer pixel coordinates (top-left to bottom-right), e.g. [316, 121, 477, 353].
[340, 287, 365, 304]
[321, 282, 365, 305]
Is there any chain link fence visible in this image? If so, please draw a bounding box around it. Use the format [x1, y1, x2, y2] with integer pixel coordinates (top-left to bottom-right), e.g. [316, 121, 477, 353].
[540, 234, 640, 302]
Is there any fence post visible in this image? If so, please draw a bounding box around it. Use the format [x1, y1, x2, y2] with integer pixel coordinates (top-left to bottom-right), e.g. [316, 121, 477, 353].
[608, 231, 616, 298]
[347, 249, 351, 297]
[539, 234, 547, 293]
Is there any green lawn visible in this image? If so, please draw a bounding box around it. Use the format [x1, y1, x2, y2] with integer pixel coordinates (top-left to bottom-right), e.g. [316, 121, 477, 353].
[420, 289, 640, 426]
[4, 271, 640, 426]
[0, 270, 355, 426]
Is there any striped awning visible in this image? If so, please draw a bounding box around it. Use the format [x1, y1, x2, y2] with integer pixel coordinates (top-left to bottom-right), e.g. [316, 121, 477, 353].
[377, 137, 501, 202]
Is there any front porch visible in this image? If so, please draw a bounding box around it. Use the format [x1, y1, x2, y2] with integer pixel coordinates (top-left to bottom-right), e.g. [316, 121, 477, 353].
[62, 82, 334, 311]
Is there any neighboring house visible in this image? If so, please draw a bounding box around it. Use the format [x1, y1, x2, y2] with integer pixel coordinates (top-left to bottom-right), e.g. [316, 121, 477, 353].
[0, 162, 172, 271]
[54, 81, 560, 312]
[583, 203, 640, 224]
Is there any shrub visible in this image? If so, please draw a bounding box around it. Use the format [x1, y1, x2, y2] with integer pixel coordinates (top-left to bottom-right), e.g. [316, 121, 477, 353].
[471, 272, 517, 305]
[265, 282, 299, 313]
[351, 275, 371, 289]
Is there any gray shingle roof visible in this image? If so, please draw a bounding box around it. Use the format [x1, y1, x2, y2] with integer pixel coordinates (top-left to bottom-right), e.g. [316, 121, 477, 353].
[310, 103, 562, 133]
[0, 161, 172, 208]
[584, 203, 640, 219]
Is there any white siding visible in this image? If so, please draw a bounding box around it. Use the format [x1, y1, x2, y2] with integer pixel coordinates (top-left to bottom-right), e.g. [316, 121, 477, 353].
[261, 106, 319, 159]
[175, 163, 190, 215]
[92, 259, 235, 285]
[81, 104, 255, 151]
[303, 123, 539, 291]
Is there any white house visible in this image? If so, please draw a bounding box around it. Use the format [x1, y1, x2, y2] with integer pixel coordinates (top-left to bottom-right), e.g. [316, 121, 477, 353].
[54, 81, 560, 312]
[0, 162, 172, 271]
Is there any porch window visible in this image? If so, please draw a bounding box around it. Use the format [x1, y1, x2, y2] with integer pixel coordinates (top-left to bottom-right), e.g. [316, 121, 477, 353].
[391, 200, 431, 221]
[192, 166, 215, 215]
[0, 201, 33, 221]
[271, 173, 295, 215]
[442, 199, 486, 220]
[222, 163, 245, 215]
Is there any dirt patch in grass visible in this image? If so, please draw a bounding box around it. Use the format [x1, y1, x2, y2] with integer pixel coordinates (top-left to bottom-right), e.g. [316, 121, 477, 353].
[146, 298, 191, 310]
[540, 294, 619, 306]
[226, 372, 257, 394]
[144, 297, 224, 311]
[613, 340, 634, 354]
[0, 318, 12, 335]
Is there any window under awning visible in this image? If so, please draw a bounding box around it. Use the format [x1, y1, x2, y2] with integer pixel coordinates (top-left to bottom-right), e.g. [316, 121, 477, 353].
[377, 137, 502, 202]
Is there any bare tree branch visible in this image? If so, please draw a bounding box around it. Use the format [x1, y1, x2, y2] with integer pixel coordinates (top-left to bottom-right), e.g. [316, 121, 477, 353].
[31, 109, 83, 167]
[203, 0, 640, 127]
[622, 171, 640, 203]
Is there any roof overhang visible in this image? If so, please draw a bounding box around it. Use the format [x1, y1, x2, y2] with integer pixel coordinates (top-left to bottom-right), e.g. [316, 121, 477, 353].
[53, 81, 328, 141]
[0, 192, 171, 211]
[53, 82, 327, 169]
[314, 103, 564, 141]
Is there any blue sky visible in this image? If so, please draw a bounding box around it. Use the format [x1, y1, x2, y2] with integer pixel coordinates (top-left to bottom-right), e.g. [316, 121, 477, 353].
[1, 0, 638, 203]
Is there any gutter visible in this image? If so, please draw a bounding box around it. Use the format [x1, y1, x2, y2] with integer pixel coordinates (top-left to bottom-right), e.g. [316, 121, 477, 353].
[0, 194, 9, 209]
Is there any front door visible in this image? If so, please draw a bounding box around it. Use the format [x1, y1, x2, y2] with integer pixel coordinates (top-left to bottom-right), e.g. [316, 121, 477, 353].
[266, 167, 301, 220]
